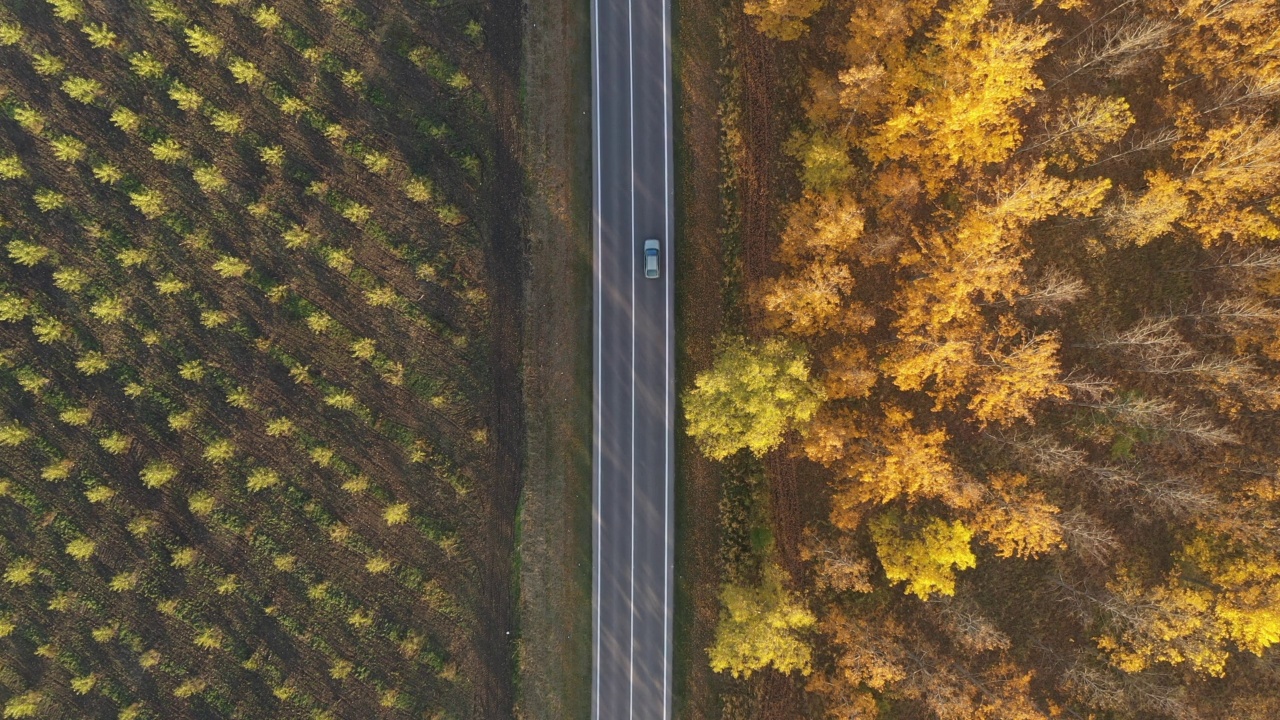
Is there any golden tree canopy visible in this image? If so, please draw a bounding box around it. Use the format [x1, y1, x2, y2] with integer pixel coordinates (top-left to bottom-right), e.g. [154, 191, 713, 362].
[869, 510, 977, 599]
[708, 563, 817, 678]
[684, 336, 825, 460]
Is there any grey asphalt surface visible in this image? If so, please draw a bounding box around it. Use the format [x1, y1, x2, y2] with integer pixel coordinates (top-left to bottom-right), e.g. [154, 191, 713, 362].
[591, 0, 675, 710]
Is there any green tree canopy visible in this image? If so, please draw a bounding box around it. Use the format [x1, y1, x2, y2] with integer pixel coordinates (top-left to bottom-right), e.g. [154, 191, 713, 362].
[683, 336, 824, 460]
[708, 562, 817, 679]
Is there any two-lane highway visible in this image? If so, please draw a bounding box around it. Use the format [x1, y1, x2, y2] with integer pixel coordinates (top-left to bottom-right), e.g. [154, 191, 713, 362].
[591, 0, 675, 709]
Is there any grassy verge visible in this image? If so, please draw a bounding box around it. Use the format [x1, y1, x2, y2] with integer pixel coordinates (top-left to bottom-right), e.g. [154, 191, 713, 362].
[513, 0, 594, 713]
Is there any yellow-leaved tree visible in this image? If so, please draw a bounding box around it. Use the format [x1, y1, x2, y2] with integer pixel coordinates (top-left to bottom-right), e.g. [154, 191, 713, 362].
[708, 562, 817, 678]
[966, 331, 1068, 426]
[967, 473, 1064, 559]
[1180, 535, 1280, 658]
[883, 166, 1099, 421]
[1095, 567, 1229, 676]
[1101, 169, 1189, 247]
[868, 510, 977, 599]
[862, 0, 1054, 193]
[1096, 534, 1280, 677]
[1176, 116, 1280, 245]
[743, 0, 825, 41]
[1036, 94, 1135, 171]
[763, 192, 872, 337]
[684, 336, 825, 460]
[829, 407, 980, 526]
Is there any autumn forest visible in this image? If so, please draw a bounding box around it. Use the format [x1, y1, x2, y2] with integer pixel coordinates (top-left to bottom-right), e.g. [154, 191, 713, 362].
[683, 0, 1280, 717]
[2, 0, 1279, 716]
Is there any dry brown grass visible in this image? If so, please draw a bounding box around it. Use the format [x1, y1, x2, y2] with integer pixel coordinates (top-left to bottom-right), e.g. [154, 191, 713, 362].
[514, 0, 593, 713]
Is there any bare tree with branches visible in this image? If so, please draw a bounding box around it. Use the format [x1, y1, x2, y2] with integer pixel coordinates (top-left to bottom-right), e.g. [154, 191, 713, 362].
[1058, 510, 1120, 565]
[1072, 394, 1239, 447]
[1020, 268, 1089, 314]
[1081, 127, 1181, 170]
[984, 429, 1088, 478]
[1052, 16, 1176, 87]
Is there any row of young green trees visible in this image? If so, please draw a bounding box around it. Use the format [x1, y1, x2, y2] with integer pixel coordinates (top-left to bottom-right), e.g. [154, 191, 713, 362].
[1, 0, 508, 717]
[686, 0, 1280, 716]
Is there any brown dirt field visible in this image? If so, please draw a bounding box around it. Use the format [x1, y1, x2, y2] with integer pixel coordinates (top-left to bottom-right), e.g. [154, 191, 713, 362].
[765, 449, 803, 582]
[731, 12, 811, 720]
[729, 0, 811, 576]
[514, 0, 594, 712]
[734, 12, 789, 320]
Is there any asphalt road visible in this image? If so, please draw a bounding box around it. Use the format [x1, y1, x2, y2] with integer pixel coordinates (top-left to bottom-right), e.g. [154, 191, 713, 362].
[591, 0, 675, 709]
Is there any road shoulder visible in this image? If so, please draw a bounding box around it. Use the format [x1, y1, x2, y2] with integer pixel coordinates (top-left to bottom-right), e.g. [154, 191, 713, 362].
[515, 0, 594, 713]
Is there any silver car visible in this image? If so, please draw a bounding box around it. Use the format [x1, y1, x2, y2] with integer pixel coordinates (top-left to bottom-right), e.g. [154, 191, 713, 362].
[644, 239, 660, 279]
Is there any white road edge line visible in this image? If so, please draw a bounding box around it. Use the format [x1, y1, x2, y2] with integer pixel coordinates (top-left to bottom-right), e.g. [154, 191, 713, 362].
[628, 0, 637, 710]
[662, 0, 672, 708]
[590, 0, 601, 710]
